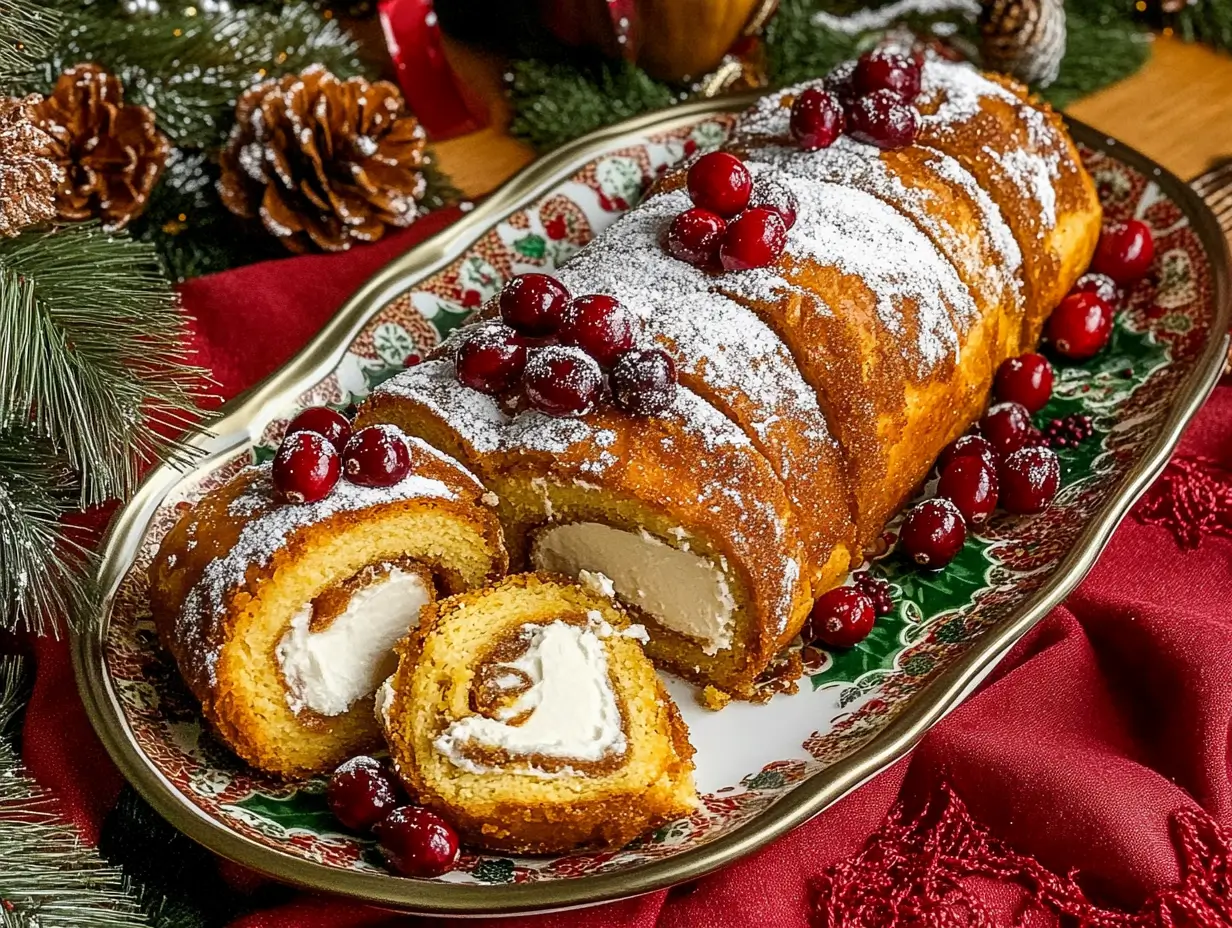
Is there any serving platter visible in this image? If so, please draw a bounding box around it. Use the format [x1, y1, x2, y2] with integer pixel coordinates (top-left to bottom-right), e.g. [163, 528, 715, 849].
[75, 96, 1231, 916]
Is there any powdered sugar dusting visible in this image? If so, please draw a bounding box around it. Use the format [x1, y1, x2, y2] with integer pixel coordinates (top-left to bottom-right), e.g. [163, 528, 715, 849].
[180, 465, 459, 687]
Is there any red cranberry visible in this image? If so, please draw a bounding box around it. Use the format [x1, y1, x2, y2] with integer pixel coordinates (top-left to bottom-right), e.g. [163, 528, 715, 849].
[748, 178, 799, 230]
[455, 323, 528, 395]
[1046, 292, 1113, 360]
[979, 401, 1035, 457]
[665, 207, 726, 266]
[853, 572, 894, 617]
[1071, 271, 1120, 308]
[523, 346, 603, 417]
[900, 498, 966, 569]
[994, 353, 1054, 413]
[374, 806, 460, 878]
[1091, 220, 1155, 285]
[498, 273, 570, 336]
[1000, 445, 1061, 514]
[686, 151, 752, 218]
[789, 87, 845, 151]
[938, 434, 999, 473]
[558, 294, 637, 368]
[719, 207, 787, 271]
[611, 347, 678, 416]
[327, 756, 401, 832]
[272, 431, 339, 504]
[808, 586, 876, 648]
[342, 424, 412, 488]
[937, 455, 998, 526]
[824, 63, 858, 105]
[854, 49, 922, 100]
[847, 90, 918, 150]
[286, 406, 352, 453]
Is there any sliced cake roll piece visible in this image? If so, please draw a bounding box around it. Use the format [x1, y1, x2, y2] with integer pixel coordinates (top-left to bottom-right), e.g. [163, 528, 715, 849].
[356, 358, 813, 698]
[149, 429, 507, 778]
[381, 573, 697, 854]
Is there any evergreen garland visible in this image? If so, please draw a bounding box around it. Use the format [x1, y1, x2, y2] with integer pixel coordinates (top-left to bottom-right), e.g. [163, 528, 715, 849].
[0, 656, 196, 928]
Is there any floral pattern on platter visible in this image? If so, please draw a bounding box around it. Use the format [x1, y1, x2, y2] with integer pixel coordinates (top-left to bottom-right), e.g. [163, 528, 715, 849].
[102, 118, 1216, 887]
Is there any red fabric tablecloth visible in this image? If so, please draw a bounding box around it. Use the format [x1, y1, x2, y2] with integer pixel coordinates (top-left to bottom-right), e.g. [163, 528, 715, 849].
[19, 207, 1232, 928]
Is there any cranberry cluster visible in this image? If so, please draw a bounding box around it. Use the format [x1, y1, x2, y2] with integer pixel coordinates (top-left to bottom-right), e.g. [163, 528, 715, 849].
[272, 409, 412, 505]
[327, 755, 461, 877]
[664, 151, 798, 272]
[790, 48, 923, 154]
[453, 273, 679, 419]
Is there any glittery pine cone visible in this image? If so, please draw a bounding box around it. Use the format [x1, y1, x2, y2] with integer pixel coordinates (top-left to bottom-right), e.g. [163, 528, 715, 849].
[218, 66, 428, 254]
[979, 0, 1067, 89]
[34, 64, 170, 232]
[0, 95, 61, 237]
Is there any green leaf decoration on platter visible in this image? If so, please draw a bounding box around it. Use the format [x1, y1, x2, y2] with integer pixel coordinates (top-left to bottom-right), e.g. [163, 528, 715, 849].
[514, 233, 548, 260]
[229, 789, 338, 836]
[811, 317, 1170, 691]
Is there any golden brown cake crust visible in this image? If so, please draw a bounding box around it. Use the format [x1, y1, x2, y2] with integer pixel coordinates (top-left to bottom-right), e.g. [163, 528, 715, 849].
[382, 573, 698, 854]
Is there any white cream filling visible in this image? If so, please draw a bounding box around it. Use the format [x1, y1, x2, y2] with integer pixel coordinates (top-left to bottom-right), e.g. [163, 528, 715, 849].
[531, 522, 736, 656]
[276, 566, 431, 717]
[434, 612, 626, 777]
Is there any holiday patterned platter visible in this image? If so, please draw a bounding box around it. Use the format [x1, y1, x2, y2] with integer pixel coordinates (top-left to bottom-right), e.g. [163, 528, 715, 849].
[76, 99, 1231, 916]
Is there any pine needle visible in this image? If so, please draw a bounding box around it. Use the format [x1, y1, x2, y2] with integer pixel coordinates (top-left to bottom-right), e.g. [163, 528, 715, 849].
[0, 656, 195, 928]
[0, 0, 61, 89]
[0, 224, 213, 509]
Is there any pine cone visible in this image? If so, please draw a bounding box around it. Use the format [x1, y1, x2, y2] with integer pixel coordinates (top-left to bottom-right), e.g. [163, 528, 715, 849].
[979, 0, 1067, 88]
[34, 64, 170, 232]
[0, 95, 61, 237]
[218, 66, 428, 254]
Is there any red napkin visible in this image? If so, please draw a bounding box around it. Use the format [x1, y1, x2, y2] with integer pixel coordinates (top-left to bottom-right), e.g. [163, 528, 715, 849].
[19, 206, 1232, 928]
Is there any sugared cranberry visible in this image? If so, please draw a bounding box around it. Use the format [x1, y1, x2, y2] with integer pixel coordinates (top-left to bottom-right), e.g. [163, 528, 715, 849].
[1071, 271, 1120, 308]
[938, 434, 998, 474]
[979, 401, 1036, 457]
[808, 586, 876, 648]
[854, 49, 922, 100]
[1000, 445, 1061, 514]
[824, 62, 858, 105]
[343, 424, 412, 488]
[749, 178, 799, 230]
[665, 208, 726, 266]
[1046, 292, 1113, 360]
[937, 455, 998, 526]
[374, 806, 460, 878]
[286, 406, 352, 453]
[327, 756, 401, 832]
[847, 89, 919, 150]
[611, 347, 678, 416]
[522, 345, 603, 417]
[498, 273, 570, 336]
[455, 323, 528, 395]
[853, 572, 894, 617]
[272, 431, 339, 504]
[558, 294, 637, 368]
[719, 207, 787, 271]
[994, 353, 1054, 413]
[789, 87, 845, 151]
[900, 498, 966, 569]
[686, 151, 752, 218]
[1091, 220, 1155, 285]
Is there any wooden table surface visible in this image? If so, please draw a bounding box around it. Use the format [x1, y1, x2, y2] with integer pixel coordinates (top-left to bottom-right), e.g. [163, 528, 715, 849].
[431, 34, 1232, 200]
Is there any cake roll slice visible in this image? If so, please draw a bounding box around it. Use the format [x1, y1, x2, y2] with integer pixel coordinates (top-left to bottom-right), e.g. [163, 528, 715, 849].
[149, 429, 507, 778]
[356, 358, 812, 697]
[381, 573, 697, 854]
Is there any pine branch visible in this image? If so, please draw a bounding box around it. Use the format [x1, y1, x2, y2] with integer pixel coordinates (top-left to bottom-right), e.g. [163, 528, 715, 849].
[0, 224, 213, 508]
[1167, 0, 1232, 51]
[507, 57, 676, 153]
[0, 656, 199, 928]
[15, 0, 367, 151]
[0, 430, 97, 635]
[1042, 13, 1151, 109]
[0, 0, 61, 89]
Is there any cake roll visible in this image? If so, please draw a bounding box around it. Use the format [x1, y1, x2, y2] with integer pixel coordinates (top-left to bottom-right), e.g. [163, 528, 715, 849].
[149, 430, 507, 778]
[380, 573, 697, 854]
[355, 359, 813, 697]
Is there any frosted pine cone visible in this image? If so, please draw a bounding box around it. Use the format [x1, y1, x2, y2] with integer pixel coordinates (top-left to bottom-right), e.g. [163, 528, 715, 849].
[34, 64, 170, 232]
[218, 66, 428, 253]
[979, 0, 1067, 88]
[0, 95, 60, 237]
